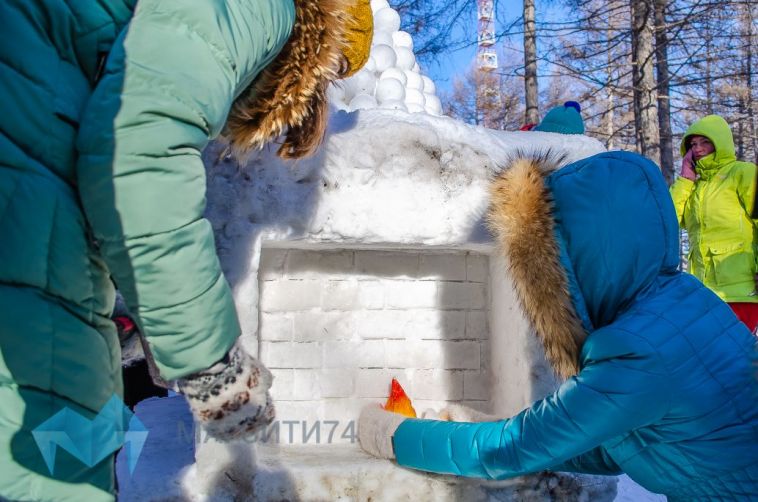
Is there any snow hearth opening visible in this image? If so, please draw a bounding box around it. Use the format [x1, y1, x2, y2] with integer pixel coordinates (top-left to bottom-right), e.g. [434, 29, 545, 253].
[258, 246, 491, 445]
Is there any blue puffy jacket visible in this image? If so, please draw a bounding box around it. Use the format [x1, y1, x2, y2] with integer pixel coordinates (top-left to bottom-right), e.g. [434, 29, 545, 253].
[392, 152, 758, 500]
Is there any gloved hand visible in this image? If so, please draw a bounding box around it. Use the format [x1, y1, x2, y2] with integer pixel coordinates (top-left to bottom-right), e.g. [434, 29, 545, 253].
[424, 403, 500, 423]
[177, 341, 275, 441]
[358, 404, 407, 459]
[680, 149, 697, 181]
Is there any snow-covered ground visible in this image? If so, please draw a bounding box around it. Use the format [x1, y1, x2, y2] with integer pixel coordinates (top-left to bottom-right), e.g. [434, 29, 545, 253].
[616, 475, 666, 502]
[115, 395, 665, 501]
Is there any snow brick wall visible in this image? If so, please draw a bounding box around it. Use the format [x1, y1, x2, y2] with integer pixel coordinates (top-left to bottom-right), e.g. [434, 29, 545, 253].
[259, 247, 490, 436]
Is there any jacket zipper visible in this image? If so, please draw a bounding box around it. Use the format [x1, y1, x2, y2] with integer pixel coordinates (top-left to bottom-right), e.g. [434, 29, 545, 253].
[696, 181, 707, 277]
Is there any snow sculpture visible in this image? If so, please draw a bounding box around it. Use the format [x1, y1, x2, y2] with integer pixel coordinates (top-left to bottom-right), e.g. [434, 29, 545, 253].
[330, 0, 444, 116]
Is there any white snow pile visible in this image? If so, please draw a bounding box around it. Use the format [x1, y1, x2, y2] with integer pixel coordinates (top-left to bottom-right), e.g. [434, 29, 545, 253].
[206, 109, 603, 265]
[327, 0, 443, 115]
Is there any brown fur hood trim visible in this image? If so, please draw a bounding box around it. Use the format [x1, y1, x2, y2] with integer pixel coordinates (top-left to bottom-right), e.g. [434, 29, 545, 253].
[487, 154, 587, 379]
[226, 0, 352, 159]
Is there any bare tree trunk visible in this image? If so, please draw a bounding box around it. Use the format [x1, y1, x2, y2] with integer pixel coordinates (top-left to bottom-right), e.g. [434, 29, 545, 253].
[631, 0, 661, 165]
[606, 85, 616, 150]
[744, 2, 757, 157]
[705, 35, 714, 115]
[523, 0, 539, 125]
[606, 25, 616, 150]
[736, 59, 748, 160]
[654, 0, 673, 183]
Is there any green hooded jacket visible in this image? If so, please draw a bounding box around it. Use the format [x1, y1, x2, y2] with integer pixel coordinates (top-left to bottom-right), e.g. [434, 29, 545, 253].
[0, 1, 294, 499]
[670, 115, 758, 302]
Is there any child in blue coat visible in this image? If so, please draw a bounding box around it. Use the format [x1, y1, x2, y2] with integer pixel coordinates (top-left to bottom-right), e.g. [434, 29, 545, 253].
[360, 151, 758, 500]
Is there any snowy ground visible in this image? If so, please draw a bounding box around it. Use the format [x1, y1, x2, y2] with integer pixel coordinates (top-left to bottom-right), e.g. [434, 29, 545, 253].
[115, 396, 665, 501]
[616, 476, 666, 502]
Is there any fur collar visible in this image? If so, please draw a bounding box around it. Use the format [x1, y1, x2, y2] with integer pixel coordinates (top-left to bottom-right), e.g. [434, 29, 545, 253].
[225, 0, 352, 159]
[487, 154, 587, 379]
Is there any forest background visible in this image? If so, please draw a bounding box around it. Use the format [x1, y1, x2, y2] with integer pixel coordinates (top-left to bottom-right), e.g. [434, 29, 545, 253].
[398, 0, 757, 184]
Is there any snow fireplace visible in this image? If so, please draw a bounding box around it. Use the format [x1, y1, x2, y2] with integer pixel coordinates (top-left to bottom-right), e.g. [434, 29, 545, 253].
[187, 110, 615, 500]
[258, 246, 493, 441]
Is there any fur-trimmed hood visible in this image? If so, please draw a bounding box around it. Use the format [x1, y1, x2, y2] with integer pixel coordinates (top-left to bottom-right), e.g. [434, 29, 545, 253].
[488, 151, 680, 379]
[225, 0, 356, 159]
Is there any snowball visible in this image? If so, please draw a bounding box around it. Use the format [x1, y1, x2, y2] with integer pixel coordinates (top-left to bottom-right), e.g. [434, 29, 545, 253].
[325, 4, 438, 117]
[372, 30, 393, 48]
[345, 70, 377, 97]
[349, 94, 378, 111]
[379, 99, 408, 112]
[374, 7, 401, 33]
[404, 70, 423, 90]
[424, 94, 442, 115]
[421, 75, 436, 94]
[340, 77, 357, 99]
[365, 56, 377, 74]
[395, 47, 416, 71]
[370, 0, 389, 12]
[392, 31, 414, 50]
[376, 78, 405, 104]
[327, 83, 349, 110]
[405, 88, 426, 107]
[371, 44, 397, 73]
[328, 82, 346, 102]
[380, 67, 407, 86]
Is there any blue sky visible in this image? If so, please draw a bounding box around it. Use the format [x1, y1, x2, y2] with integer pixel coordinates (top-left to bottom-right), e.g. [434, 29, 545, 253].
[419, 1, 523, 94]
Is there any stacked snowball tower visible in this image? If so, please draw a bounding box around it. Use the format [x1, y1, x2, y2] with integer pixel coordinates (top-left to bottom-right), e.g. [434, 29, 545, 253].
[328, 0, 443, 115]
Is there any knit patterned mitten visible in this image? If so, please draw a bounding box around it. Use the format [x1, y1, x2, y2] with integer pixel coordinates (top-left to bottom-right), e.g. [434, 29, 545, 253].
[177, 342, 275, 441]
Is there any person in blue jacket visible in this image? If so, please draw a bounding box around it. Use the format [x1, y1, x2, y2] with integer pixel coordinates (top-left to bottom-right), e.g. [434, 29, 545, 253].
[359, 151, 758, 500]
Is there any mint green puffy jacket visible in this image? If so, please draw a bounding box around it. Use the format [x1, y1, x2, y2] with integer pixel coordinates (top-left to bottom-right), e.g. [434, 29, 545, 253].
[0, 0, 294, 414]
[670, 115, 758, 302]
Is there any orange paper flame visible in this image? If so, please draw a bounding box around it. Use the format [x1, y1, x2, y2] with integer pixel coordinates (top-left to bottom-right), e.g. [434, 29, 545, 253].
[382, 378, 417, 418]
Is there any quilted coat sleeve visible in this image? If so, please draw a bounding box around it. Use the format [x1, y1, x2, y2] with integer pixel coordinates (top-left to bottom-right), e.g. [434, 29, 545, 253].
[669, 176, 695, 226]
[734, 162, 758, 268]
[392, 331, 669, 479]
[734, 162, 758, 219]
[549, 445, 622, 475]
[75, 0, 294, 380]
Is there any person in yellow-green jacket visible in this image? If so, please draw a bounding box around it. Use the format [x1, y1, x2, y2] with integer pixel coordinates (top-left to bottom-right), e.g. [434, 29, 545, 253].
[670, 114, 758, 332]
[0, 1, 372, 500]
